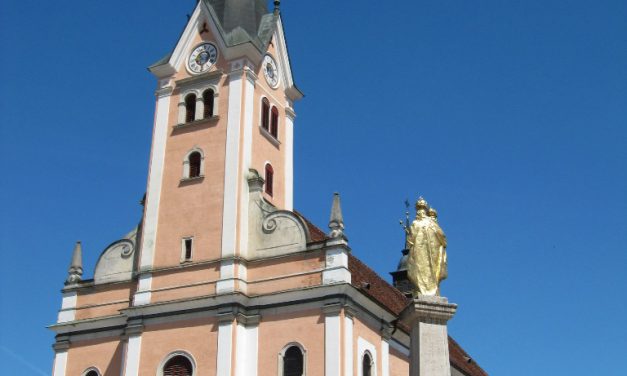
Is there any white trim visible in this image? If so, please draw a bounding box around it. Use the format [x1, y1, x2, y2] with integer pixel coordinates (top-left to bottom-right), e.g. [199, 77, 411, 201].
[123, 335, 142, 376]
[344, 314, 354, 376]
[278, 343, 307, 376]
[324, 312, 341, 376]
[235, 322, 258, 376]
[284, 111, 294, 211]
[323, 247, 351, 285]
[52, 350, 68, 376]
[157, 350, 197, 376]
[238, 66, 255, 259]
[133, 273, 152, 306]
[221, 64, 244, 259]
[357, 337, 378, 376]
[216, 320, 234, 376]
[274, 18, 295, 91]
[138, 87, 172, 277]
[381, 340, 389, 376]
[57, 291, 77, 323]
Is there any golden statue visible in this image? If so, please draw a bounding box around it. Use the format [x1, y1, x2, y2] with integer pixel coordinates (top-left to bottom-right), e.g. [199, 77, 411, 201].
[403, 197, 448, 296]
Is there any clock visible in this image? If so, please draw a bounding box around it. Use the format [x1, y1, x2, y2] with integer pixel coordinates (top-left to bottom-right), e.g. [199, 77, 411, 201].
[188, 43, 218, 74]
[263, 54, 280, 88]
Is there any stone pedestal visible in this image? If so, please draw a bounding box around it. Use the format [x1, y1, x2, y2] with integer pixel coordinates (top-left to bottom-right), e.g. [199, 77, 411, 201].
[400, 296, 457, 376]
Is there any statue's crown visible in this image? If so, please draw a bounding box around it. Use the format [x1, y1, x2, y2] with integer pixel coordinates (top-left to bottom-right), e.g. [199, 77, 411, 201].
[428, 207, 438, 218]
[415, 197, 429, 210]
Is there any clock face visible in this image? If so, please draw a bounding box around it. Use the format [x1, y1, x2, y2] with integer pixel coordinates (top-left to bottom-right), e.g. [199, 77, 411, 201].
[188, 43, 218, 74]
[263, 55, 280, 88]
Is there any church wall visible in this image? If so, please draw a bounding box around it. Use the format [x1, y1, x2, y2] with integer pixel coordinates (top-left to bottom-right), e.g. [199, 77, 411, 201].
[257, 309, 325, 376]
[389, 347, 410, 376]
[353, 315, 386, 376]
[251, 72, 287, 208]
[246, 251, 324, 295]
[149, 261, 220, 303]
[74, 282, 131, 320]
[139, 317, 219, 375]
[65, 338, 124, 376]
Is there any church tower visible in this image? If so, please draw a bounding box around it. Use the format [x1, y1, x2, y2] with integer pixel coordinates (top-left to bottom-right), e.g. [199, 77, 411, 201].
[50, 2, 487, 376]
[135, 0, 302, 307]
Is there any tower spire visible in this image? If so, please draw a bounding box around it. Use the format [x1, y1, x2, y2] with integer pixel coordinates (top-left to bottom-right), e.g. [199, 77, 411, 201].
[328, 192, 347, 240]
[65, 241, 83, 285]
[273, 0, 281, 15]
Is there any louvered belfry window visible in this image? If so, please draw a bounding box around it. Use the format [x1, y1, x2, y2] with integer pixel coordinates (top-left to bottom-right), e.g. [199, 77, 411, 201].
[265, 164, 274, 196]
[163, 355, 193, 376]
[188, 152, 201, 178]
[283, 346, 304, 376]
[203, 89, 214, 118]
[185, 94, 197, 123]
[262, 98, 270, 130]
[270, 106, 279, 138]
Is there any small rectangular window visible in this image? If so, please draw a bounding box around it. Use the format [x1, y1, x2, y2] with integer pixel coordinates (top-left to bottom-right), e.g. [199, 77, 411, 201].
[182, 238, 193, 261]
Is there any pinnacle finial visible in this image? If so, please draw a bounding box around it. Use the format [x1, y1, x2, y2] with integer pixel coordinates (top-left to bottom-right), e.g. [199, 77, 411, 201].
[328, 192, 346, 240]
[273, 0, 281, 15]
[65, 241, 83, 286]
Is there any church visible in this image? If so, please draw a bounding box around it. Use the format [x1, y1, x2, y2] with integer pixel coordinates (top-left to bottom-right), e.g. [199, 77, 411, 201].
[50, 1, 488, 375]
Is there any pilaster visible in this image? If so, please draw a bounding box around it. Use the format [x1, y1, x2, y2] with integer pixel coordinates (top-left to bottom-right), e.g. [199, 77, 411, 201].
[323, 303, 342, 376]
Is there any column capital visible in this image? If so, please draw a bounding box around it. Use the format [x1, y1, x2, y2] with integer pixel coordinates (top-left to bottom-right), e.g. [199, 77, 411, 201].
[400, 295, 457, 326]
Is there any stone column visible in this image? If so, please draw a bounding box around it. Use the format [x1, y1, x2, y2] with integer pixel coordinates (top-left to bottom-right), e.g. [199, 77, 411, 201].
[399, 296, 457, 376]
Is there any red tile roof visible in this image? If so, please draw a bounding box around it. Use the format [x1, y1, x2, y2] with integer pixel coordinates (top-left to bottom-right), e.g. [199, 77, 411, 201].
[294, 210, 328, 242]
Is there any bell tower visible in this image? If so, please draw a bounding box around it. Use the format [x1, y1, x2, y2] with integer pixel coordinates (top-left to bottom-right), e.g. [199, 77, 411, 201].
[135, 0, 303, 305]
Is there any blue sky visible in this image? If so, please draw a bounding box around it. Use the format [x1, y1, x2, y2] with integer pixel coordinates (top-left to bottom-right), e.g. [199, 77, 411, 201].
[1, 1, 626, 375]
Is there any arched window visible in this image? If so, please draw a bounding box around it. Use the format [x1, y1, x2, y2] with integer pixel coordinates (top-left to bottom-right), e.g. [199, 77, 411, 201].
[283, 346, 304, 376]
[188, 151, 202, 178]
[265, 163, 274, 196]
[362, 352, 373, 376]
[185, 94, 197, 123]
[85, 371, 99, 376]
[270, 106, 279, 138]
[81, 368, 101, 376]
[203, 89, 214, 118]
[261, 98, 270, 131]
[163, 355, 193, 376]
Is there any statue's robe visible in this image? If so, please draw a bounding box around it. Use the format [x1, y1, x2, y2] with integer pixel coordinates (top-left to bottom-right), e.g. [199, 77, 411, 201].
[406, 217, 448, 296]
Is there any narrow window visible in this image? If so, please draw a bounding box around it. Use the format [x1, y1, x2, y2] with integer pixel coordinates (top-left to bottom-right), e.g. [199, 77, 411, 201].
[163, 355, 193, 376]
[270, 106, 279, 138]
[183, 238, 193, 261]
[188, 152, 201, 178]
[185, 94, 196, 123]
[283, 346, 304, 376]
[203, 89, 214, 118]
[265, 164, 274, 196]
[362, 352, 372, 376]
[261, 98, 270, 131]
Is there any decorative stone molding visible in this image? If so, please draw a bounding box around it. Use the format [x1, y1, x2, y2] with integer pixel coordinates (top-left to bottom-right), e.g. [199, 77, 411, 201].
[246, 169, 309, 259]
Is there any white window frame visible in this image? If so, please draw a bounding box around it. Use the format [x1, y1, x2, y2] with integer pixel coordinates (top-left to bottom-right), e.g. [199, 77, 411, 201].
[181, 237, 194, 262]
[357, 337, 377, 376]
[178, 84, 220, 125]
[157, 350, 197, 376]
[182, 147, 205, 180]
[277, 342, 307, 376]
